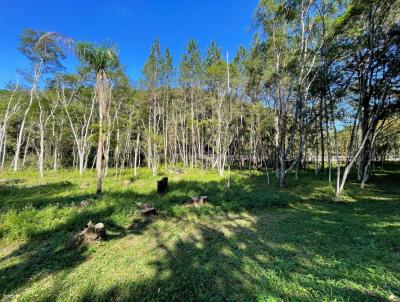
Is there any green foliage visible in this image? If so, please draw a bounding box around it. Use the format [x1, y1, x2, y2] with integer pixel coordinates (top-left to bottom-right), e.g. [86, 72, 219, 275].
[141, 39, 163, 89]
[76, 42, 119, 73]
[180, 39, 203, 87]
[205, 41, 222, 67]
[18, 29, 66, 73]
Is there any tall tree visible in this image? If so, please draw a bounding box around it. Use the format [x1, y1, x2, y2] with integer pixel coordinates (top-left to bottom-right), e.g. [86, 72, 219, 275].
[180, 39, 203, 167]
[255, 0, 326, 186]
[331, 0, 400, 195]
[13, 30, 66, 172]
[76, 42, 119, 193]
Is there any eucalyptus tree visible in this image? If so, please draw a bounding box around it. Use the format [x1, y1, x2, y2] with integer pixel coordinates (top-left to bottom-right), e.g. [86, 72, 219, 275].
[234, 37, 273, 169]
[255, 0, 326, 186]
[204, 42, 238, 175]
[57, 73, 96, 175]
[373, 118, 400, 165]
[107, 70, 134, 176]
[36, 89, 59, 177]
[330, 0, 400, 195]
[0, 84, 21, 170]
[49, 95, 65, 172]
[13, 30, 66, 172]
[76, 42, 119, 193]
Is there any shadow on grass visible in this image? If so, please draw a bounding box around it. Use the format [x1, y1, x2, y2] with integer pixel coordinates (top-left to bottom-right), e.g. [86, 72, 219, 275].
[0, 166, 399, 301]
[0, 178, 24, 186]
[73, 199, 400, 302]
[0, 181, 95, 211]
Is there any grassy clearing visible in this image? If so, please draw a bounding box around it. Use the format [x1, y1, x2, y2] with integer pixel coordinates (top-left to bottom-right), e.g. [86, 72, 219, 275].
[0, 165, 399, 301]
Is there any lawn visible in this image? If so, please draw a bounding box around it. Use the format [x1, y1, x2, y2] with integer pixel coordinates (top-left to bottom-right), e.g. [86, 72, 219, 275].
[0, 165, 399, 301]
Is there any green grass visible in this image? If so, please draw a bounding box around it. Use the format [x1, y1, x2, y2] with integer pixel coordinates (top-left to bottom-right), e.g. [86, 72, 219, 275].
[0, 165, 399, 301]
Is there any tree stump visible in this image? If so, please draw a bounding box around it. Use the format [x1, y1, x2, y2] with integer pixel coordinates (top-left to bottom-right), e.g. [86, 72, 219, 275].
[199, 196, 208, 205]
[157, 177, 168, 194]
[76, 221, 107, 244]
[94, 223, 107, 240]
[140, 204, 158, 217]
[183, 196, 208, 207]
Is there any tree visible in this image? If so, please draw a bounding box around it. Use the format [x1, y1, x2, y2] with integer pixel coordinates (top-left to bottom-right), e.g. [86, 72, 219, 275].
[255, 0, 326, 186]
[0, 84, 20, 170]
[180, 39, 203, 168]
[330, 0, 400, 195]
[13, 30, 66, 173]
[76, 42, 119, 193]
[141, 39, 173, 175]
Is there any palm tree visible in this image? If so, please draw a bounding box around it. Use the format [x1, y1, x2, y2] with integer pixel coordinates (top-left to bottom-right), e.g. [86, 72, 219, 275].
[76, 42, 119, 193]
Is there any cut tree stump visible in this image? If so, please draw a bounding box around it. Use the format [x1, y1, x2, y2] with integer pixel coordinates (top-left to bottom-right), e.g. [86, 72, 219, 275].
[183, 196, 208, 207]
[199, 196, 208, 204]
[157, 177, 168, 194]
[140, 204, 158, 217]
[76, 221, 107, 244]
[94, 222, 106, 239]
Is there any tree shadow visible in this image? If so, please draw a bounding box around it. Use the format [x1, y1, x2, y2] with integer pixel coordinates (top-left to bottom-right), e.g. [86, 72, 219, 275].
[0, 178, 24, 186]
[0, 202, 129, 293]
[0, 181, 96, 211]
[0, 167, 399, 301]
[0, 173, 292, 296]
[71, 198, 400, 301]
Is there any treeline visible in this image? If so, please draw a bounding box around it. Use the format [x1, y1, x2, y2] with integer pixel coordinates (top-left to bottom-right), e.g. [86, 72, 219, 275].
[0, 0, 399, 196]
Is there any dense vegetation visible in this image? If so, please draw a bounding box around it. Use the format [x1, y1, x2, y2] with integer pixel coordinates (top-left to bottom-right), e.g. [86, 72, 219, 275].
[0, 0, 399, 301]
[0, 0, 398, 195]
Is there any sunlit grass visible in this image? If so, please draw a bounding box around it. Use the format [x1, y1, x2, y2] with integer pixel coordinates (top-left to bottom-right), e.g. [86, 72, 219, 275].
[0, 164, 399, 301]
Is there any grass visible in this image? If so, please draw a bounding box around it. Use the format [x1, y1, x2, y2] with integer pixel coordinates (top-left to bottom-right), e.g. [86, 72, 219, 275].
[0, 164, 399, 301]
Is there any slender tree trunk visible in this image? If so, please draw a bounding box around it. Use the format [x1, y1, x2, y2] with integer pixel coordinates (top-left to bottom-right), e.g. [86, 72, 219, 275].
[14, 66, 40, 171]
[134, 130, 140, 177]
[336, 119, 378, 197]
[96, 70, 109, 194]
[38, 99, 45, 177]
[96, 117, 104, 193]
[22, 129, 31, 168]
[0, 83, 19, 170]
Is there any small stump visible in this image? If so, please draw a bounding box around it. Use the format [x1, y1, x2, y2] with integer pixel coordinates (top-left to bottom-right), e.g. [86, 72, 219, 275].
[76, 221, 107, 244]
[140, 204, 158, 217]
[157, 177, 168, 195]
[183, 196, 208, 207]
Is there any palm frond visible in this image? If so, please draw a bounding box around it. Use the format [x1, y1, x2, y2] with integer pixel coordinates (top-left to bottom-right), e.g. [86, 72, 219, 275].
[76, 42, 119, 72]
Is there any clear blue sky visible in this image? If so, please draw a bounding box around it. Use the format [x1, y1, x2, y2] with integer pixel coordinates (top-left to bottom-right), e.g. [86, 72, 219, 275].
[0, 0, 258, 88]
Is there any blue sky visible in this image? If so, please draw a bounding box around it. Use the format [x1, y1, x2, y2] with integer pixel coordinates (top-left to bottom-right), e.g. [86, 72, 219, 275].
[0, 0, 258, 88]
